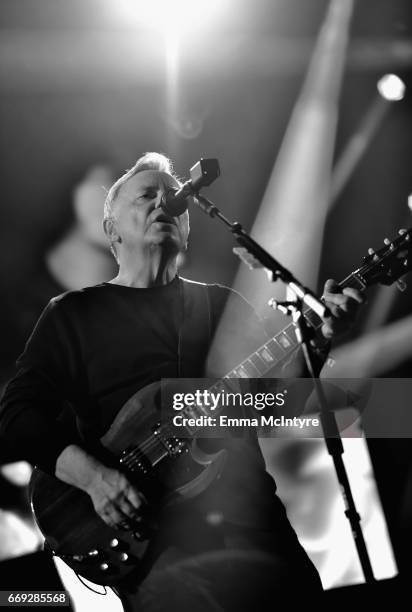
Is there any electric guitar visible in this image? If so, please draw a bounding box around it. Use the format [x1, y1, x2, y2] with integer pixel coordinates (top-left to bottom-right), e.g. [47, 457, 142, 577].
[29, 228, 412, 586]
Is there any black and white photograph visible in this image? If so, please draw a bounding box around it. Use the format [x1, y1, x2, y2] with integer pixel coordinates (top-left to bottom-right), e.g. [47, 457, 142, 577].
[0, 1, 411, 609]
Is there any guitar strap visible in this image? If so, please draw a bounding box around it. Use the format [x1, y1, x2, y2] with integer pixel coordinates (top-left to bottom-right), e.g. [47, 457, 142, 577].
[178, 277, 212, 378]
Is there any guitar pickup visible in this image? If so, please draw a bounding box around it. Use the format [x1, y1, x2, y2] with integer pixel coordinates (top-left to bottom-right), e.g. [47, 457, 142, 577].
[152, 428, 187, 457]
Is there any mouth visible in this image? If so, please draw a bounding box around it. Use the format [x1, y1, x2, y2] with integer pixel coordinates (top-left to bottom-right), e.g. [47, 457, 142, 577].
[151, 213, 176, 226]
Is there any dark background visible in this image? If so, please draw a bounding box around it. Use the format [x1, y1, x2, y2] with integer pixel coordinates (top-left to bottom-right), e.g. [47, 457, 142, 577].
[0, 0, 411, 291]
[0, 0, 411, 591]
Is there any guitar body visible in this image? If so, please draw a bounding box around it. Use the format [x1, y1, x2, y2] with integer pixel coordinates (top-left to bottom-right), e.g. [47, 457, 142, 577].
[30, 381, 227, 586]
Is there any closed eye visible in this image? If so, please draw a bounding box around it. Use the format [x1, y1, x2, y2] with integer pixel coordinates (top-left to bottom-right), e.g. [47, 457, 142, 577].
[136, 189, 158, 202]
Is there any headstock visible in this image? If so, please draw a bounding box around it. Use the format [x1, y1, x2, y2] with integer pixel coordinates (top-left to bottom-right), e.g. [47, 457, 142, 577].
[356, 228, 412, 288]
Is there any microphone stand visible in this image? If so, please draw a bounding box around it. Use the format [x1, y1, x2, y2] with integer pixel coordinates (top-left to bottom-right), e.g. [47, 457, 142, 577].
[193, 193, 329, 319]
[192, 188, 376, 584]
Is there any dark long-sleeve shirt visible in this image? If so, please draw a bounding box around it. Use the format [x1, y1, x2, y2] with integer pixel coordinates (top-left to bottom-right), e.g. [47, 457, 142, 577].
[0, 276, 325, 528]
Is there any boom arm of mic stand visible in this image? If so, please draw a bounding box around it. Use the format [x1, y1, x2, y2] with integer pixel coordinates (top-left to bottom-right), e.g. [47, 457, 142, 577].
[193, 192, 330, 320]
[193, 187, 375, 584]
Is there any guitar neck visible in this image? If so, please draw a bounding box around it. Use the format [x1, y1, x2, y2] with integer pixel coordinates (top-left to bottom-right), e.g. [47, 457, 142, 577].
[222, 269, 367, 381]
[120, 227, 412, 462]
[170, 269, 368, 437]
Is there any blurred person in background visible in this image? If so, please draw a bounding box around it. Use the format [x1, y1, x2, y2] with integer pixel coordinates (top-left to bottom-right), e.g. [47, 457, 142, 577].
[2, 164, 116, 382]
[0, 163, 116, 564]
[0, 152, 363, 610]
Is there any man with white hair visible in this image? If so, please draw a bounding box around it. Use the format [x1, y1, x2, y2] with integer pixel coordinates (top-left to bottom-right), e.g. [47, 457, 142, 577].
[0, 152, 363, 609]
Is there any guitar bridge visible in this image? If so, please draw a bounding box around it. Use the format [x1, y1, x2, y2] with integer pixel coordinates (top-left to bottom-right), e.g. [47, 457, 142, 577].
[152, 427, 187, 458]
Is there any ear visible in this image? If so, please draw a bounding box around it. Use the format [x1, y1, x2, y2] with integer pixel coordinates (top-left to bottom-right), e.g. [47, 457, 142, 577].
[103, 218, 121, 244]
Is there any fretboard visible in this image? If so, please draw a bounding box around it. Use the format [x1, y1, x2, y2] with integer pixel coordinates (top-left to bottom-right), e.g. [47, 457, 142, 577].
[176, 269, 367, 433]
[118, 228, 410, 467]
[219, 269, 366, 382]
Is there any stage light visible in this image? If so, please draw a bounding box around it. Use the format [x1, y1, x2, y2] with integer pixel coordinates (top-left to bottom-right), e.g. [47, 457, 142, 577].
[115, 0, 225, 34]
[377, 74, 406, 101]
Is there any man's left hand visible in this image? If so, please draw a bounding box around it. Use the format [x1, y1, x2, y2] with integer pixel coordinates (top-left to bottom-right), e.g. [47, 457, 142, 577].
[321, 279, 365, 340]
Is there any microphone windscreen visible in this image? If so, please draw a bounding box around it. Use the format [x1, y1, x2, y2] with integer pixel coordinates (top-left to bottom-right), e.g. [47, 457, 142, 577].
[162, 189, 189, 216]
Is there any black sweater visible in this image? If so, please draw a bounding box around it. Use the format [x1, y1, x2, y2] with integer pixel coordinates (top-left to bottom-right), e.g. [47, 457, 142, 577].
[0, 276, 319, 528]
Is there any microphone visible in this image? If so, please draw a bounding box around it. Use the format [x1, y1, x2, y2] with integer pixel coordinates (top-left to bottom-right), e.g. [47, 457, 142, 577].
[162, 158, 221, 217]
[161, 185, 191, 217]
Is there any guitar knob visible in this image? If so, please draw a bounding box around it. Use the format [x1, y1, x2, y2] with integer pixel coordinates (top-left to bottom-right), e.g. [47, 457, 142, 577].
[88, 549, 99, 557]
[119, 552, 129, 562]
[110, 538, 119, 548]
[72, 555, 85, 562]
[99, 563, 109, 571]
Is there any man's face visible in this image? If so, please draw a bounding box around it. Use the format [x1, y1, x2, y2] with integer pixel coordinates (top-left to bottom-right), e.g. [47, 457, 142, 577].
[109, 170, 190, 257]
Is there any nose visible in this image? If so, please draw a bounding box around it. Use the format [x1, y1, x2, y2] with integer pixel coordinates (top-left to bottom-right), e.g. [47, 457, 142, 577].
[155, 191, 167, 210]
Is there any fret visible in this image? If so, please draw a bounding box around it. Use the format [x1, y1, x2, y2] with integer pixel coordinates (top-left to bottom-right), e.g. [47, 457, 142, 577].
[303, 309, 321, 328]
[277, 331, 294, 350]
[283, 326, 298, 345]
[249, 353, 267, 376]
[183, 403, 206, 420]
[257, 345, 276, 366]
[240, 359, 261, 377]
[344, 273, 366, 291]
[208, 380, 235, 413]
[183, 421, 197, 435]
[267, 338, 285, 360]
[209, 380, 225, 395]
[232, 366, 249, 378]
[220, 378, 239, 393]
[196, 403, 210, 417]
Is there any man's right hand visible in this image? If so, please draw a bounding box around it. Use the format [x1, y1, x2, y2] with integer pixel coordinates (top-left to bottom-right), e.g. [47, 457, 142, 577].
[55, 444, 145, 529]
[85, 464, 145, 529]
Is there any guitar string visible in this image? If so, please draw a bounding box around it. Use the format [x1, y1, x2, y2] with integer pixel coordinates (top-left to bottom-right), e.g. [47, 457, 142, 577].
[120, 240, 410, 468]
[120, 278, 362, 467]
[119, 266, 377, 465]
[121, 273, 355, 464]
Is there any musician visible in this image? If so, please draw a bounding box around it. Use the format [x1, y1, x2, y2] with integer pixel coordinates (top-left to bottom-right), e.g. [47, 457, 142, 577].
[0, 153, 363, 610]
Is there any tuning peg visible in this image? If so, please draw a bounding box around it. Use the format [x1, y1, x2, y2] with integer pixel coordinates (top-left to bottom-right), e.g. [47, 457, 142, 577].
[396, 279, 407, 292]
[367, 248, 380, 262]
[367, 247, 380, 260]
[384, 238, 391, 245]
[398, 228, 407, 235]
